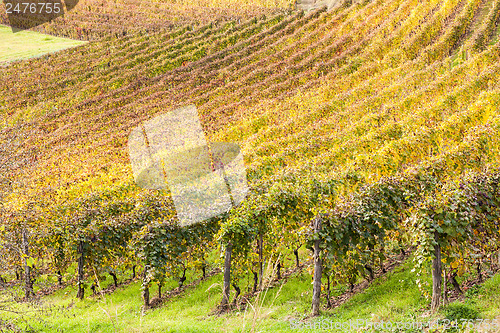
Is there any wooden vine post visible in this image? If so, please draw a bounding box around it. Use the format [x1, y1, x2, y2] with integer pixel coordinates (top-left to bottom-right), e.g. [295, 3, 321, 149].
[221, 241, 232, 309]
[443, 266, 447, 306]
[76, 240, 85, 300]
[258, 231, 263, 291]
[22, 228, 33, 299]
[431, 231, 442, 312]
[142, 265, 150, 308]
[311, 215, 322, 316]
[294, 247, 300, 268]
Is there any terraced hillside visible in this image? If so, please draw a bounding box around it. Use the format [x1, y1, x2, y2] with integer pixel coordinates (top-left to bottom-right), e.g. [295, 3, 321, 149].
[2, 0, 500, 330]
[0, 0, 292, 40]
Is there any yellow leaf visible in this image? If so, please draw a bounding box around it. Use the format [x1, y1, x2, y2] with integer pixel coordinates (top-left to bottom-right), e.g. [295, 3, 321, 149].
[26, 257, 35, 268]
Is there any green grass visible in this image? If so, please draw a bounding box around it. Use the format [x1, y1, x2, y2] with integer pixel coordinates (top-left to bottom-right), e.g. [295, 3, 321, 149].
[328, 263, 429, 322]
[0, 25, 86, 63]
[465, 272, 500, 318]
[2, 256, 500, 333]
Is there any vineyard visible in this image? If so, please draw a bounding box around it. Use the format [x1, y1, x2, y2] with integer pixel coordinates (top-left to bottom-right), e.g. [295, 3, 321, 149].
[0, 0, 292, 40]
[2, 0, 500, 331]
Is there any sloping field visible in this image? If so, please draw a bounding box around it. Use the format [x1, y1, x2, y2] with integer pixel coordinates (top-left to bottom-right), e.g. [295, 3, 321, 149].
[1, 252, 497, 332]
[3, 0, 500, 204]
[0, 24, 86, 63]
[2, 0, 500, 330]
[0, 0, 292, 40]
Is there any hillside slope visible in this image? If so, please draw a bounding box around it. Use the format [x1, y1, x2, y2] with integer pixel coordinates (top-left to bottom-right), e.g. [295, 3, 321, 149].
[0, 25, 86, 63]
[0, 0, 292, 40]
[2, 0, 500, 331]
[5, 0, 500, 205]
[2, 252, 500, 332]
